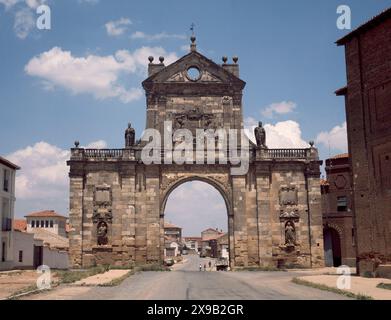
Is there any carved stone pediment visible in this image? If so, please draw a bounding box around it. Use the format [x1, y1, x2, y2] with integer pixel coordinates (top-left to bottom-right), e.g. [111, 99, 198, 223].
[142, 51, 245, 90]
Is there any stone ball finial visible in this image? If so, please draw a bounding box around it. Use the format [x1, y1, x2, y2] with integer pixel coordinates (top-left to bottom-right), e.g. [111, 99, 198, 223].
[190, 35, 196, 43]
[74, 141, 80, 148]
[222, 56, 228, 63]
[159, 56, 164, 63]
[309, 141, 315, 147]
[148, 56, 154, 63]
[128, 122, 132, 128]
[233, 56, 239, 64]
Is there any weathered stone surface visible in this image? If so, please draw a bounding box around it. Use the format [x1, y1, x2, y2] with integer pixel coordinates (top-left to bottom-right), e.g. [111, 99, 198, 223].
[67, 41, 324, 269]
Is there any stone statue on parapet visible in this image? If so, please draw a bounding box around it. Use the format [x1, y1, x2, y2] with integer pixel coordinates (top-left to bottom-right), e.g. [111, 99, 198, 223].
[254, 121, 267, 148]
[125, 123, 135, 147]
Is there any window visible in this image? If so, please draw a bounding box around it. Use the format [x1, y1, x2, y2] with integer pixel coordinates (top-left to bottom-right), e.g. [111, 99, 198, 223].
[31, 220, 35, 228]
[337, 196, 348, 212]
[3, 169, 10, 192]
[41, 220, 44, 228]
[50, 220, 53, 228]
[19, 250, 23, 263]
[45, 220, 49, 228]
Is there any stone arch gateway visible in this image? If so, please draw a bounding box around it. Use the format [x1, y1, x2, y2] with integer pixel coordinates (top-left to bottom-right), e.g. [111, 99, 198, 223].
[67, 37, 325, 269]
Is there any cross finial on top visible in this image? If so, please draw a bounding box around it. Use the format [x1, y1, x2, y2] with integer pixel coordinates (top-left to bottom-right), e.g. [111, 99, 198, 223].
[190, 23, 195, 36]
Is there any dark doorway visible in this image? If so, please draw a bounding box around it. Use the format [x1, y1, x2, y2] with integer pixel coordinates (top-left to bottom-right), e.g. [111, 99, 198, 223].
[1, 241, 5, 262]
[323, 227, 342, 267]
[33, 245, 43, 269]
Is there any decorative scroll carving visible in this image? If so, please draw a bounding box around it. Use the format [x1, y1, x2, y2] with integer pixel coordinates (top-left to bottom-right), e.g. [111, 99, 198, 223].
[173, 109, 215, 130]
[280, 209, 299, 220]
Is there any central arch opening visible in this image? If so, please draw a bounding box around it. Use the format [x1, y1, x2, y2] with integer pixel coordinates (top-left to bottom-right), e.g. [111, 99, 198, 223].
[162, 180, 230, 271]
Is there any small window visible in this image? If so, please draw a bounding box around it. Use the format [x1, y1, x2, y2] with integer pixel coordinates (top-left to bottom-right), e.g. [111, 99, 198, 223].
[45, 220, 49, 228]
[337, 196, 348, 212]
[31, 220, 35, 228]
[41, 220, 44, 228]
[18, 251, 23, 263]
[3, 169, 9, 192]
[50, 220, 53, 228]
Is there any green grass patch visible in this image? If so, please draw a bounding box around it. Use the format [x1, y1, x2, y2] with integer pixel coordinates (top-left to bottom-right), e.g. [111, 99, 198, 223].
[55, 265, 110, 284]
[377, 283, 391, 290]
[134, 263, 170, 272]
[235, 266, 285, 272]
[292, 277, 373, 300]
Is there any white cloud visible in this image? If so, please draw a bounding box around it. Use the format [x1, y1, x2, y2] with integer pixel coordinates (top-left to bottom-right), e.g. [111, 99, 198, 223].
[261, 101, 297, 118]
[25, 46, 178, 103]
[0, 0, 18, 9]
[316, 121, 348, 152]
[245, 117, 309, 148]
[105, 17, 132, 37]
[131, 31, 186, 41]
[7, 140, 106, 217]
[7, 142, 69, 200]
[13, 7, 35, 39]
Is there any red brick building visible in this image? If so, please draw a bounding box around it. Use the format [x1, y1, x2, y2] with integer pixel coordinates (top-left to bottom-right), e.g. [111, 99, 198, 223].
[336, 7, 391, 277]
[321, 154, 356, 267]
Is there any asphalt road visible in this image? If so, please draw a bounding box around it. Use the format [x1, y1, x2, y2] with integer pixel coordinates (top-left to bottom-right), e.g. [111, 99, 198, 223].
[30, 254, 349, 300]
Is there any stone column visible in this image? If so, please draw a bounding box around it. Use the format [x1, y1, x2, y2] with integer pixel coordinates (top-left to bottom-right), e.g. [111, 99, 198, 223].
[69, 174, 84, 268]
[232, 176, 248, 267]
[145, 166, 161, 263]
[255, 165, 273, 267]
[305, 164, 325, 267]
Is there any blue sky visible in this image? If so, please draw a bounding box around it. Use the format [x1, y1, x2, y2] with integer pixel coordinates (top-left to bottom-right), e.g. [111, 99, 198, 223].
[1, 0, 389, 234]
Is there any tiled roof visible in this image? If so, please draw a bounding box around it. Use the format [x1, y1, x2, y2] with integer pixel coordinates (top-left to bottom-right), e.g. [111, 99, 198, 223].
[336, 7, 391, 45]
[32, 229, 69, 250]
[184, 237, 202, 241]
[0, 156, 20, 170]
[331, 153, 349, 159]
[13, 219, 27, 232]
[164, 221, 182, 229]
[25, 210, 67, 219]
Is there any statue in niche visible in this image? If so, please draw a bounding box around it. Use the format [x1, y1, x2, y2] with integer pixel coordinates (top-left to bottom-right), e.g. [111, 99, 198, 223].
[97, 221, 108, 245]
[125, 123, 135, 147]
[254, 121, 267, 148]
[285, 221, 296, 246]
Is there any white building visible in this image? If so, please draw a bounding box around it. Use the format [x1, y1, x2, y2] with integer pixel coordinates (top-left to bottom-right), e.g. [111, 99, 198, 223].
[0, 156, 20, 271]
[26, 210, 67, 238]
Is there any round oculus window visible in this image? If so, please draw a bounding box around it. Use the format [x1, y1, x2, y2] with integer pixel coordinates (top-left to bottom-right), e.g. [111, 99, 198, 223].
[186, 66, 201, 81]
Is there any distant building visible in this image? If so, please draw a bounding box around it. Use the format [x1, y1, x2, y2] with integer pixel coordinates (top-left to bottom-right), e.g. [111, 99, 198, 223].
[183, 237, 202, 253]
[26, 210, 68, 238]
[321, 154, 356, 267]
[163, 222, 182, 258]
[164, 221, 182, 243]
[217, 233, 229, 260]
[13, 213, 69, 269]
[201, 228, 224, 258]
[336, 7, 391, 277]
[0, 156, 20, 271]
